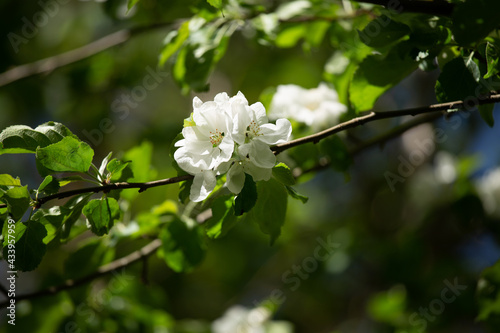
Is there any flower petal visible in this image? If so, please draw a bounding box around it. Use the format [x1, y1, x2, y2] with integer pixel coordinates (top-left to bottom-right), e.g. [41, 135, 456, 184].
[243, 161, 272, 181]
[190, 170, 217, 202]
[226, 163, 245, 194]
[257, 118, 292, 145]
[241, 141, 276, 169]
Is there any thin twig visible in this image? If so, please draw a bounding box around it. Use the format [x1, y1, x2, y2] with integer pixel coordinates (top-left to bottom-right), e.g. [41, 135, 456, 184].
[272, 93, 500, 154]
[0, 100, 493, 306]
[0, 239, 162, 308]
[0, 94, 499, 210]
[293, 112, 443, 178]
[36, 174, 194, 206]
[0, 22, 177, 87]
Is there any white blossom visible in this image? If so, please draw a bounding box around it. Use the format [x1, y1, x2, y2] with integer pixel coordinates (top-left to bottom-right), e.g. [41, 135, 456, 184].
[174, 93, 235, 202]
[268, 82, 347, 131]
[174, 91, 291, 202]
[211, 305, 271, 333]
[476, 168, 500, 218]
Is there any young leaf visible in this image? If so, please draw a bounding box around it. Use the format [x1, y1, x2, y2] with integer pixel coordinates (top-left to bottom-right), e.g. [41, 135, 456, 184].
[98, 152, 113, 181]
[158, 218, 205, 272]
[0, 174, 21, 187]
[485, 41, 500, 79]
[35, 136, 94, 176]
[82, 197, 120, 236]
[272, 163, 295, 186]
[127, 0, 140, 11]
[159, 21, 190, 66]
[3, 221, 47, 271]
[234, 174, 258, 216]
[37, 175, 60, 196]
[285, 186, 308, 204]
[107, 158, 130, 177]
[249, 178, 287, 245]
[205, 195, 238, 239]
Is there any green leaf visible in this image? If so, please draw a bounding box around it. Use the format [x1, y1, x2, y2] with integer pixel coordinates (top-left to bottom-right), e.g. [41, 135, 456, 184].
[3, 221, 47, 271]
[358, 15, 410, 48]
[249, 178, 287, 245]
[107, 158, 130, 177]
[234, 174, 258, 216]
[127, 0, 140, 10]
[206, 0, 224, 9]
[32, 206, 64, 244]
[0, 121, 75, 155]
[350, 43, 418, 112]
[82, 197, 120, 236]
[1, 186, 31, 221]
[172, 20, 234, 93]
[37, 175, 60, 196]
[452, 0, 500, 46]
[120, 141, 155, 201]
[285, 186, 308, 204]
[0, 174, 21, 187]
[479, 103, 495, 127]
[178, 179, 193, 204]
[319, 136, 352, 173]
[275, 25, 305, 48]
[485, 40, 500, 79]
[272, 163, 295, 186]
[35, 136, 94, 176]
[60, 194, 92, 240]
[205, 195, 238, 239]
[435, 57, 481, 103]
[159, 21, 190, 66]
[158, 218, 205, 272]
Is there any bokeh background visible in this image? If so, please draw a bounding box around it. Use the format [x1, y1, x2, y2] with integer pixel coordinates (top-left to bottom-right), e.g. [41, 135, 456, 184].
[1, 0, 500, 332]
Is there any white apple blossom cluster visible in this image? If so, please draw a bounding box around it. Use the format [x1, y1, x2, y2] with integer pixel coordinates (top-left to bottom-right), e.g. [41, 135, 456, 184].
[268, 82, 347, 131]
[174, 92, 292, 202]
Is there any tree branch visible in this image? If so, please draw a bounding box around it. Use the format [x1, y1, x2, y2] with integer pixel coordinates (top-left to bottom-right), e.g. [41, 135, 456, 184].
[352, 0, 455, 16]
[0, 94, 499, 210]
[293, 112, 443, 178]
[36, 174, 194, 206]
[0, 22, 177, 87]
[272, 93, 500, 154]
[0, 239, 162, 308]
[0, 97, 494, 307]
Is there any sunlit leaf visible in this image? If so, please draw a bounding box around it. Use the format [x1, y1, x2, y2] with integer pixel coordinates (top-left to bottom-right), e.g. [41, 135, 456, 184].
[35, 136, 94, 176]
[82, 197, 120, 236]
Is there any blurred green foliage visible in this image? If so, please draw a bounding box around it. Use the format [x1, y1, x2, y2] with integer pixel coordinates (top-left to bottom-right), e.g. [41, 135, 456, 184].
[1, 0, 500, 332]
